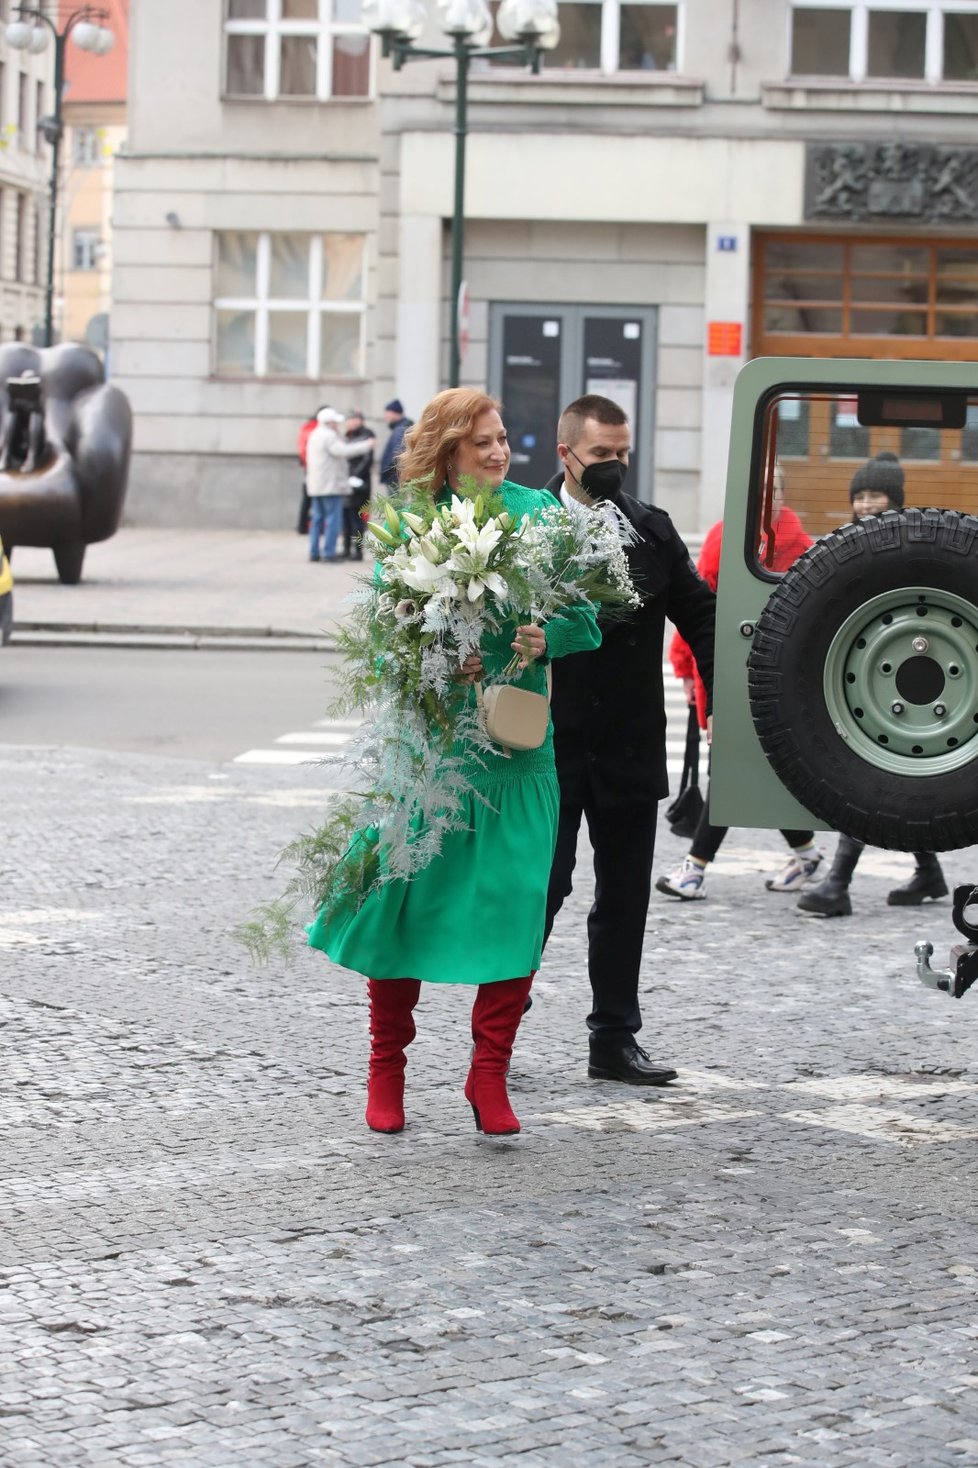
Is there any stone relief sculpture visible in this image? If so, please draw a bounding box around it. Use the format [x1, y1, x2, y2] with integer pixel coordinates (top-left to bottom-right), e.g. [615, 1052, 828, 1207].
[0, 341, 132, 584]
[806, 143, 978, 223]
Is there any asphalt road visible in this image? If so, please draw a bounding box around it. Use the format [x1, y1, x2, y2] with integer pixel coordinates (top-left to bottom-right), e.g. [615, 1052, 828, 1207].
[0, 645, 344, 762]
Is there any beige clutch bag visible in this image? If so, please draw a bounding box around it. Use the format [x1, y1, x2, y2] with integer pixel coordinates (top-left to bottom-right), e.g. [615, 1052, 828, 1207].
[476, 665, 553, 756]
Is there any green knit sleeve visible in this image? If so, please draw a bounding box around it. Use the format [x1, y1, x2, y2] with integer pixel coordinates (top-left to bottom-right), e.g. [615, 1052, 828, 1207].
[543, 600, 601, 661]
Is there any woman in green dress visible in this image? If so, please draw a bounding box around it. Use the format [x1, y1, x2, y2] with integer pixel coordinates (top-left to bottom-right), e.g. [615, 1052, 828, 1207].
[308, 387, 601, 1138]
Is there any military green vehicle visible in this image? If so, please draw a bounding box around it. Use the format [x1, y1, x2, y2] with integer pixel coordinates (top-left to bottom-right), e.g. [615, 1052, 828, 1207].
[709, 357, 978, 999]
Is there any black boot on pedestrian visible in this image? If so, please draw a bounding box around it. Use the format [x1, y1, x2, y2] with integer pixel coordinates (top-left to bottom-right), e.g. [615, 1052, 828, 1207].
[797, 833, 863, 918]
[887, 852, 948, 907]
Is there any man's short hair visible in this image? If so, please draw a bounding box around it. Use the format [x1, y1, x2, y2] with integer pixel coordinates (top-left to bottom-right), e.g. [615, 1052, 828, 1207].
[557, 394, 629, 448]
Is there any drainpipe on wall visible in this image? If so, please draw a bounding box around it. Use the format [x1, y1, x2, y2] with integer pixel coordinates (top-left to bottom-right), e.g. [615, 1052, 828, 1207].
[727, 0, 741, 95]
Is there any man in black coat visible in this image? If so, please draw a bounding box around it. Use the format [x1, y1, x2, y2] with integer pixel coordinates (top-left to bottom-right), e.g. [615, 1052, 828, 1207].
[543, 394, 716, 1084]
[379, 398, 413, 489]
[341, 409, 374, 560]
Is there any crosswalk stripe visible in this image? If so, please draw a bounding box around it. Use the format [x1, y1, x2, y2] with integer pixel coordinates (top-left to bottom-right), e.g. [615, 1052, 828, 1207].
[234, 749, 346, 765]
[275, 731, 352, 746]
[235, 666, 695, 769]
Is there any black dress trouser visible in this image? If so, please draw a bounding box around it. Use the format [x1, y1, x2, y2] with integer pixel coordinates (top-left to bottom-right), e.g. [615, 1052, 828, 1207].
[544, 777, 658, 1041]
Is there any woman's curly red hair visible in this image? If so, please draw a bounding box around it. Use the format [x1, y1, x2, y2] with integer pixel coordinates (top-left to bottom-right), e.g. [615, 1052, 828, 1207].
[396, 388, 503, 494]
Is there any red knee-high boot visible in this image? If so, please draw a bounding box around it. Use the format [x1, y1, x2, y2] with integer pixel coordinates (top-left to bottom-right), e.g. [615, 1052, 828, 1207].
[365, 978, 421, 1133]
[464, 973, 535, 1136]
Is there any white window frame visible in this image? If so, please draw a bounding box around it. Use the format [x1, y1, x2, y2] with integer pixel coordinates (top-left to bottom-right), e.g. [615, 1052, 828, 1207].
[213, 231, 367, 379]
[224, 0, 373, 100]
[789, 1, 978, 84]
[548, 0, 683, 75]
[72, 229, 100, 271]
[72, 126, 103, 166]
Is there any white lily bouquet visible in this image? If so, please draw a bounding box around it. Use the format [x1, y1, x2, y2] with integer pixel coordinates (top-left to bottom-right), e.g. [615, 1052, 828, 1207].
[239, 480, 638, 960]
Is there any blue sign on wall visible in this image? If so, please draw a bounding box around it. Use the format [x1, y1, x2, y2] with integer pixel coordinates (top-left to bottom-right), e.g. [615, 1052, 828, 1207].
[717, 235, 738, 252]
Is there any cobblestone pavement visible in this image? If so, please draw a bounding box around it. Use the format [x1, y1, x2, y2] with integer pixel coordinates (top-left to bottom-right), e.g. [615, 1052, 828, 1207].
[3, 742, 978, 1466]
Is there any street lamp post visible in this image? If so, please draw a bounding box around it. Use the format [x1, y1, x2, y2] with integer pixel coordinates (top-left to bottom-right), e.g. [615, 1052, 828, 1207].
[6, 6, 114, 347]
[366, 0, 558, 388]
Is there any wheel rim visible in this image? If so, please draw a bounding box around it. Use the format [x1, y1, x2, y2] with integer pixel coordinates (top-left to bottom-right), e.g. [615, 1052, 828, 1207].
[823, 586, 978, 776]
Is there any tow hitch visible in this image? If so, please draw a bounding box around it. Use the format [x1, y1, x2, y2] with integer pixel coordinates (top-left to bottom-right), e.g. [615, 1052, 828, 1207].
[915, 886, 978, 999]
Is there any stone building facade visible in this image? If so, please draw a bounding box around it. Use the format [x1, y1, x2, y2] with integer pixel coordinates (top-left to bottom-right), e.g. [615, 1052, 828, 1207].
[60, 0, 129, 352]
[113, 1, 978, 529]
[0, 4, 56, 344]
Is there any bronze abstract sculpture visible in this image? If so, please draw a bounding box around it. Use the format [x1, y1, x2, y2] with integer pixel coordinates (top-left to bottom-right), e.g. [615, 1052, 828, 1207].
[0, 342, 132, 584]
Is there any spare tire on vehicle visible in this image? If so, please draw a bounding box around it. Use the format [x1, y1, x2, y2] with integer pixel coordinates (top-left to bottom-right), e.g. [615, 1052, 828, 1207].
[747, 507, 978, 852]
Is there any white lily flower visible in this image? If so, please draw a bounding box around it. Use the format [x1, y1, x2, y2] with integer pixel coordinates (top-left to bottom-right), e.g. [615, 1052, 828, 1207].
[418, 536, 443, 564]
[429, 578, 462, 602]
[399, 555, 452, 592]
[466, 577, 486, 602]
[482, 570, 508, 598]
[449, 494, 476, 527]
[454, 520, 503, 557]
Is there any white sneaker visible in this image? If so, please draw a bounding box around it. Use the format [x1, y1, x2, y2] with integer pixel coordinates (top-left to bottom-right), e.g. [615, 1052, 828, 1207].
[656, 856, 707, 901]
[765, 848, 824, 893]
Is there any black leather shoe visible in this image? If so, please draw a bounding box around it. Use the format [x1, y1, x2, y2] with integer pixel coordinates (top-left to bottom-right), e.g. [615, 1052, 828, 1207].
[588, 1040, 677, 1085]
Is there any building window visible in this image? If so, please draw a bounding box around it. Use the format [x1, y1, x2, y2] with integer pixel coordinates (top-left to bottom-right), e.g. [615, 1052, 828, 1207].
[17, 71, 27, 149]
[14, 192, 25, 281]
[224, 0, 371, 100]
[33, 203, 42, 285]
[72, 229, 100, 271]
[72, 127, 103, 165]
[756, 233, 978, 358]
[556, 0, 678, 71]
[213, 230, 366, 378]
[487, 0, 679, 71]
[790, 3, 978, 84]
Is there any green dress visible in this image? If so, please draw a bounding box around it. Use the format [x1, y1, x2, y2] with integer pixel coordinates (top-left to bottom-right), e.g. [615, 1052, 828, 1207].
[308, 482, 601, 985]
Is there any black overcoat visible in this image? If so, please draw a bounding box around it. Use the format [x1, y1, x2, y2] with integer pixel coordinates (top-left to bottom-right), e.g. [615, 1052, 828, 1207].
[547, 484, 716, 807]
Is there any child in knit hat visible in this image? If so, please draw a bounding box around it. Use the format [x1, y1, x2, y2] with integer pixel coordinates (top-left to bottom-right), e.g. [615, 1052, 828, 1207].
[848, 450, 905, 517]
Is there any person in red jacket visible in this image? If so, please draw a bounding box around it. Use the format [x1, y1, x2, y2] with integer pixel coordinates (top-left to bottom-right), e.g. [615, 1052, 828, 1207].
[296, 407, 325, 536]
[657, 463, 823, 900]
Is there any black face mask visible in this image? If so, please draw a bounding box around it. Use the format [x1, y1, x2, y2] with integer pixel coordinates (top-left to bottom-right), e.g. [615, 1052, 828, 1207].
[568, 448, 628, 502]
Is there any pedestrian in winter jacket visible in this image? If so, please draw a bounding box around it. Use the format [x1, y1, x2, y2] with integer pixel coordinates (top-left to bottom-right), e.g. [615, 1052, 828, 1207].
[306, 407, 375, 562]
[379, 399, 413, 489]
[295, 408, 324, 535]
[797, 452, 948, 917]
[342, 410, 375, 560]
[657, 463, 823, 902]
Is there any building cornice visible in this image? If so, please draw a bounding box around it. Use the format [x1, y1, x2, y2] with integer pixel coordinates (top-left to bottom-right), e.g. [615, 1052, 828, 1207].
[116, 149, 378, 163]
[764, 79, 978, 115]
